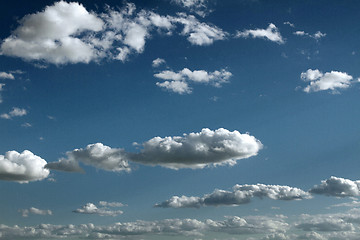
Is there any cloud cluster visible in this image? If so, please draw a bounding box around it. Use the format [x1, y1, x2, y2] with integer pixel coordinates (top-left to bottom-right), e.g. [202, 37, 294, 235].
[19, 207, 52, 217]
[172, 0, 212, 17]
[155, 183, 311, 208]
[309, 176, 360, 197]
[73, 202, 123, 217]
[47, 128, 263, 172]
[300, 69, 356, 93]
[155, 68, 232, 94]
[0, 107, 27, 119]
[0, 1, 227, 65]
[0, 215, 288, 239]
[235, 23, 284, 44]
[0, 150, 49, 183]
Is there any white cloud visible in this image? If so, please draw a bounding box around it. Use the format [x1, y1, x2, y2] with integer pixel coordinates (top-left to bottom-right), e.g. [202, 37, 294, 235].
[0, 150, 50, 183]
[0, 72, 15, 80]
[155, 183, 311, 208]
[19, 207, 52, 217]
[0, 215, 288, 238]
[330, 200, 360, 208]
[21, 122, 32, 128]
[300, 69, 354, 93]
[47, 143, 130, 173]
[1, 107, 27, 119]
[152, 58, 166, 67]
[293, 30, 326, 40]
[47, 128, 262, 172]
[73, 203, 123, 217]
[236, 23, 284, 44]
[0, 1, 104, 64]
[155, 68, 232, 94]
[99, 201, 125, 207]
[130, 128, 262, 169]
[172, 0, 212, 17]
[309, 176, 360, 197]
[283, 21, 295, 28]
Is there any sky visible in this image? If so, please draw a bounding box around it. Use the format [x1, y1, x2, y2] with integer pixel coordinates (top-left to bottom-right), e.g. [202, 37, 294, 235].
[1, 0, 360, 239]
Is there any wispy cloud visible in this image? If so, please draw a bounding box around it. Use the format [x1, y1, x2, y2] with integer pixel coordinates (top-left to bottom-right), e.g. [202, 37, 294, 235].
[19, 207, 52, 217]
[73, 202, 124, 217]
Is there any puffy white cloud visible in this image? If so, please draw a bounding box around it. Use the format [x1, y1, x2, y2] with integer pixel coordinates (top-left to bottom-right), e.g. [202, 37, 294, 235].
[47, 143, 130, 173]
[174, 13, 227, 46]
[0, 150, 49, 183]
[172, 0, 212, 17]
[152, 58, 166, 67]
[236, 23, 284, 44]
[155, 68, 232, 94]
[1, 107, 27, 119]
[48, 128, 262, 172]
[309, 176, 360, 197]
[300, 69, 354, 93]
[0, 72, 14, 80]
[19, 207, 52, 217]
[313, 31, 326, 39]
[73, 203, 123, 217]
[155, 183, 311, 208]
[130, 128, 262, 169]
[0, 1, 104, 64]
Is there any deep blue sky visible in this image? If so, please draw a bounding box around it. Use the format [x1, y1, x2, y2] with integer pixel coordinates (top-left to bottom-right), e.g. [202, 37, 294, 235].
[1, 0, 360, 239]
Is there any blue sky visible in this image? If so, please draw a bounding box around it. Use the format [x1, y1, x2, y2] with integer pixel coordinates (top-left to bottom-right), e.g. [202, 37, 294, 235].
[1, 0, 360, 239]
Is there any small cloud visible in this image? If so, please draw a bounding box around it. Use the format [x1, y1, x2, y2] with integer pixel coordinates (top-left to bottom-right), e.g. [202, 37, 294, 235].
[152, 58, 166, 67]
[171, 0, 213, 17]
[1, 107, 27, 119]
[235, 23, 284, 44]
[21, 122, 32, 128]
[0, 72, 15, 80]
[19, 207, 52, 217]
[283, 21, 295, 27]
[293, 30, 326, 40]
[73, 203, 123, 217]
[47, 115, 56, 120]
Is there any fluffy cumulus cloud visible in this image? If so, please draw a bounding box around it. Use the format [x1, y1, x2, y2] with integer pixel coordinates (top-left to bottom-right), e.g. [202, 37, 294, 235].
[172, 0, 212, 17]
[1, 1, 227, 65]
[73, 202, 123, 217]
[309, 176, 360, 197]
[0, 150, 49, 183]
[19, 207, 52, 217]
[47, 128, 262, 172]
[155, 68, 232, 94]
[300, 69, 355, 93]
[155, 183, 311, 208]
[0, 107, 27, 119]
[235, 23, 284, 44]
[46, 143, 130, 173]
[0, 215, 288, 239]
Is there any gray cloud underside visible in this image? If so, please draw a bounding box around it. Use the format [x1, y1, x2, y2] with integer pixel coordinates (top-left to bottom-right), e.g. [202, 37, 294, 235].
[46, 128, 263, 172]
[155, 183, 312, 208]
[0, 1, 227, 65]
[309, 176, 360, 197]
[73, 203, 123, 217]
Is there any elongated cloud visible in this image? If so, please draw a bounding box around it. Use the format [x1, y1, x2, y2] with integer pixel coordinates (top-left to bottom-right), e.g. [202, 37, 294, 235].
[236, 23, 284, 44]
[73, 203, 123, 217]
[300, 69, 355, 93]
[1, 107, 27, 119]
[0, 83, 5, 103]
[155, 183, 311, 208]
[309, 176, 360, 197]
[293, 30, 326, 40]
[0, 150, 49, 183]
[1, 2, 227, 65]
[155, 68, 232, 94]
[47, 128, 262, 172]
[19, 207, 52, 217]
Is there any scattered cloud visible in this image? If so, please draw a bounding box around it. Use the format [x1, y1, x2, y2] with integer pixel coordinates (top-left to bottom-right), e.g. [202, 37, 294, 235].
[0, 72, 15, 80]
[0, 215, 288, 238]
[235, 23, 284, 44]
[73, 202, 123, 217]
[293, 30, 326, 40]
[300, 69, 355, 93]
[1, 107, 27, 119]
[47, 128, 262, 172]
[19, 207, 52, 217]
[0, 150, 50, 183]
[283, 21, 295, 28]
[152, 58, 166, 67]
[99, 201, 125, 207]
[0, 1, 227, 65]
[172, 0, 212, 17]
[155, 68, 232, 94]
[155, 183, 311, 208]
[309, 176, 360, 197]
[21, 122, 32, 128]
